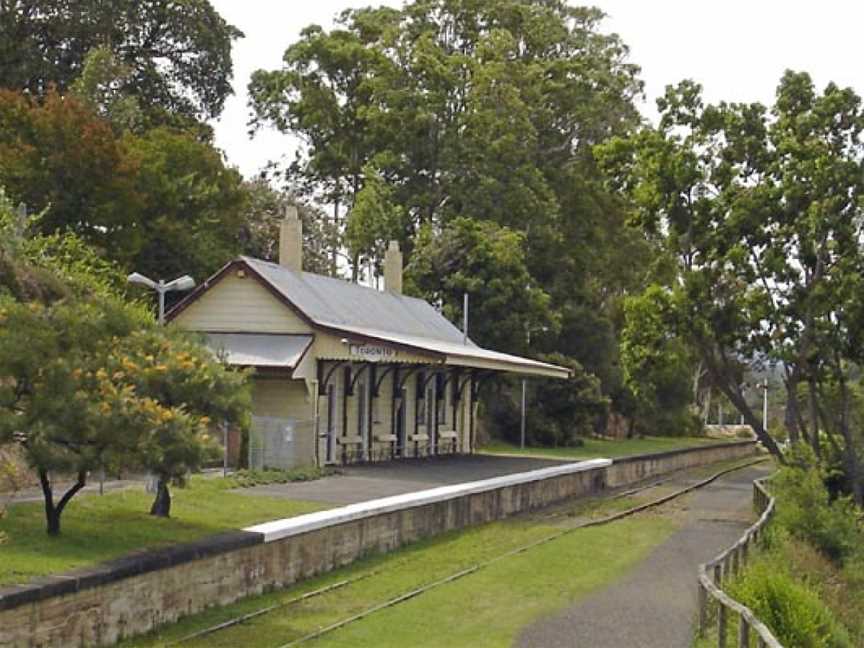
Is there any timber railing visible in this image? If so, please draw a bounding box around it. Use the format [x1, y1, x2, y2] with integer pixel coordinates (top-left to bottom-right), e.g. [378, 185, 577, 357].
[696, 476, 783, 648]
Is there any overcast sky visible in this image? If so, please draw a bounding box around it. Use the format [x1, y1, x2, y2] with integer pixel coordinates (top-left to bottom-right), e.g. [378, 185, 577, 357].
[208, 0, 864, 179]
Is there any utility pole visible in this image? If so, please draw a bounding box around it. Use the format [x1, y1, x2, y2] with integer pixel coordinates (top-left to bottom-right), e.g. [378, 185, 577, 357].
[463, 293, 469, 345]
[762, 378, 769, 436]
[520, 380, 527, 449]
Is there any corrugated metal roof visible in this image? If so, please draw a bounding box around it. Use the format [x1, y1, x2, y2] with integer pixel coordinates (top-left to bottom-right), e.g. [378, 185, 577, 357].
[204, 332, 312, 368]
[243, 257, 473, 347]
[241, 257, 569, 379]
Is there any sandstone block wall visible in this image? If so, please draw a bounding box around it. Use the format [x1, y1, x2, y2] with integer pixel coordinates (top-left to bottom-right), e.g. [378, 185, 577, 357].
[0, 441, 756, 647]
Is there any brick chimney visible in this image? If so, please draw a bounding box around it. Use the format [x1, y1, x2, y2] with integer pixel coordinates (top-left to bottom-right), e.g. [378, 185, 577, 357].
[279, 205, 302, 271]
[383, 240, 403, 293]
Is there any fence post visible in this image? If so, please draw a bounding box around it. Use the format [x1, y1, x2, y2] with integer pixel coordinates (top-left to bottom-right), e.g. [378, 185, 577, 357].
[698, 581, 708, 636]
[738, 614, 750, 648]
[714, 563, 723, 586]
[718, 604, 728, 648]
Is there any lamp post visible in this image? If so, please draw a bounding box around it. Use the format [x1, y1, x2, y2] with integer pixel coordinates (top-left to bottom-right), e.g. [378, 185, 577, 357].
[126, 272, 196, 491]
[127, 272, 195, 324]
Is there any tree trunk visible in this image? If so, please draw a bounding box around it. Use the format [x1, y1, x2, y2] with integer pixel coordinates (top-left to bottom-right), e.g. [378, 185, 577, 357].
[808, 378, 821, 458]
[783, 374, 801, 444]
[39, 469, 87, 536]
[149, 478, 171, 517]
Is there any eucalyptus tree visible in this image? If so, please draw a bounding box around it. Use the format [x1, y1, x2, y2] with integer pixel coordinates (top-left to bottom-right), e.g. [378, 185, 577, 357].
[598, 72, 864, 501]
[250, 1, 646, 418]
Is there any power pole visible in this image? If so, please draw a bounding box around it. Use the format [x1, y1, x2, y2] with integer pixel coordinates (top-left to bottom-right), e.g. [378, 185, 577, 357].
[520, 380, 527, 449]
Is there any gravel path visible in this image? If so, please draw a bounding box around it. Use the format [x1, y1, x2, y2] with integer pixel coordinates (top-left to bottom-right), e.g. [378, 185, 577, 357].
[516, 463, 770, 648]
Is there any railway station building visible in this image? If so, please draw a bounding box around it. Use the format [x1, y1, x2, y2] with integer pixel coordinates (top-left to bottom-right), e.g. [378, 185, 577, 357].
[167, 208, 569, 468]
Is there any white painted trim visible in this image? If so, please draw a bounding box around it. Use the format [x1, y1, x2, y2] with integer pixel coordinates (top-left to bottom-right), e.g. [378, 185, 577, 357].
[245, 458, 611, 543]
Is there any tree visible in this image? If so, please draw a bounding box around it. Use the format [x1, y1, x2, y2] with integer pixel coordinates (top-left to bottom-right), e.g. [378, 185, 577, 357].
[345, 164, 405, 281]
[620, 287, 703, 436]
[597, 72, 864, 501]
[250, 1, 649, 435]
[0, 90, 249, 282]
[123, 126, 247, 282]
[69, 45, 143, 133]
[0, 0, 242, 123]
[406, 217, 557, 356]
[0, 190, 250, 532]
[239, 178, 340, 277]
[0, 90, 143, 262]
[105, 330, 250, 517]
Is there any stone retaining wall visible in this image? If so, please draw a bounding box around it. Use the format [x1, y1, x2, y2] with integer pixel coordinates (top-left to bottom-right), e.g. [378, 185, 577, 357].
[0, 441, 757, 647]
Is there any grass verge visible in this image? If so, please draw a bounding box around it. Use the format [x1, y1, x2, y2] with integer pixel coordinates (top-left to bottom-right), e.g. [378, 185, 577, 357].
[480, 435, 727, 461]
[0, 471, 328, 586]
[123, 501, 678, 647]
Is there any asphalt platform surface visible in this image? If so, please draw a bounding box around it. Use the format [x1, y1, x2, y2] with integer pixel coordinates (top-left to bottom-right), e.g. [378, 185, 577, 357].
[516, 463, 770, 648]
[236, 454, 570, 505]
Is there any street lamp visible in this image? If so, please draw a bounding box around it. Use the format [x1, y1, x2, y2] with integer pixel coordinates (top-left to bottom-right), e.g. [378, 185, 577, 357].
[127, 272, 195, 324]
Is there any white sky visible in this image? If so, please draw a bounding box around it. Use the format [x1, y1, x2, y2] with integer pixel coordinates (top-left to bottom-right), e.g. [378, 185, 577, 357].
[209, 0, 864, 179]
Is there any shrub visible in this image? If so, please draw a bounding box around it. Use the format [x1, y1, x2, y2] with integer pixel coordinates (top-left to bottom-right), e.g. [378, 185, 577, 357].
[729, 560, 852, 648]
[773, 464, 860, 564]
[226, 466, 327, 489]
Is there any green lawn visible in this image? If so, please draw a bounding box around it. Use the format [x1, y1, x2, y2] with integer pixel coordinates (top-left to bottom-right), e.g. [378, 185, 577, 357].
[480, 435, 728, 461]
[124, 498, 678, 648]
[0, 475, 327, 586]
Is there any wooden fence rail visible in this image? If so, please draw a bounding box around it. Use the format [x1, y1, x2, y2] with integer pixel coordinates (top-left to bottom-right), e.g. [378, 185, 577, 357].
[696, 476, 783, 648]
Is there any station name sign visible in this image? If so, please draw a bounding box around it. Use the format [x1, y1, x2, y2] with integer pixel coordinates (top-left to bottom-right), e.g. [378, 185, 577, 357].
[348, 343, 398, 361]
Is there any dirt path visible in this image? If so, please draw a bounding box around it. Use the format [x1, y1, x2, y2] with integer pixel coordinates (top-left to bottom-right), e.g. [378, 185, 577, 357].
[516, 463, 770, 648]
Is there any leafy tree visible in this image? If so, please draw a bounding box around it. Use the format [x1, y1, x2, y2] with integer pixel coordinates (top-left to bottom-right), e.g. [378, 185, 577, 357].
[620, 287, 702, 436]
[250, 1, 649, 436]
[104, 330, 250, 517]
[406, 217, 556, 356]
[239, 179, 340, 277]
[345, 164, 405, 280]
[0, 0, 242, 122]
[69, 45, 143, 133]
[597, 72, 864, 500]
[123, 126, 247, 281]
[0, 190, 250, 532]
[0, 90, 143, 261]
[0, 90, 248, 282]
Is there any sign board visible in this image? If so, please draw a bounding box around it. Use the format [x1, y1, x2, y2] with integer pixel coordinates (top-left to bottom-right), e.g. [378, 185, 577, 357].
[349, 343, 398, 362]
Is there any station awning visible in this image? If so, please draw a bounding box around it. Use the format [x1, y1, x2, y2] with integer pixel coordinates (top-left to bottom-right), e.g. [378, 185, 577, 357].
[204, 333, 313, 369]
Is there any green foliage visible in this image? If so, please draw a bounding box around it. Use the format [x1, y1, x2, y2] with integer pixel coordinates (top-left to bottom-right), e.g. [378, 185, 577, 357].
[772, 457, 861, 564]
[407, 217, 556, 356]
[122, 126, 247, 281]
[728, 559, 852, 648]
[621, 286, 703, 436]
[535, 354, 609, 445]
[0, 183, 251, 530]
[250, 0, 650, 433]
[345, 165, 405, 275]
[0, 90, 248, 282]
[69, 46, 143, 132]
[0, 0, 242, 122]
[597, 71, 864, 469]
[226, 466, 328, 489]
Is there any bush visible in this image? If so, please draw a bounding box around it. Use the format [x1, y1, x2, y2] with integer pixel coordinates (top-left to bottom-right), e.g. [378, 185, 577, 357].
[729, 560, 852, 648]
[773, 463, 860, 564]
[226, 466, 327, 489]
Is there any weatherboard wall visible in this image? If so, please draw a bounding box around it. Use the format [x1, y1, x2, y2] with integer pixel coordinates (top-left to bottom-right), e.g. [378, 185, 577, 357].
[0, 441, 758, 648]
[172, 272, 312, 334]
